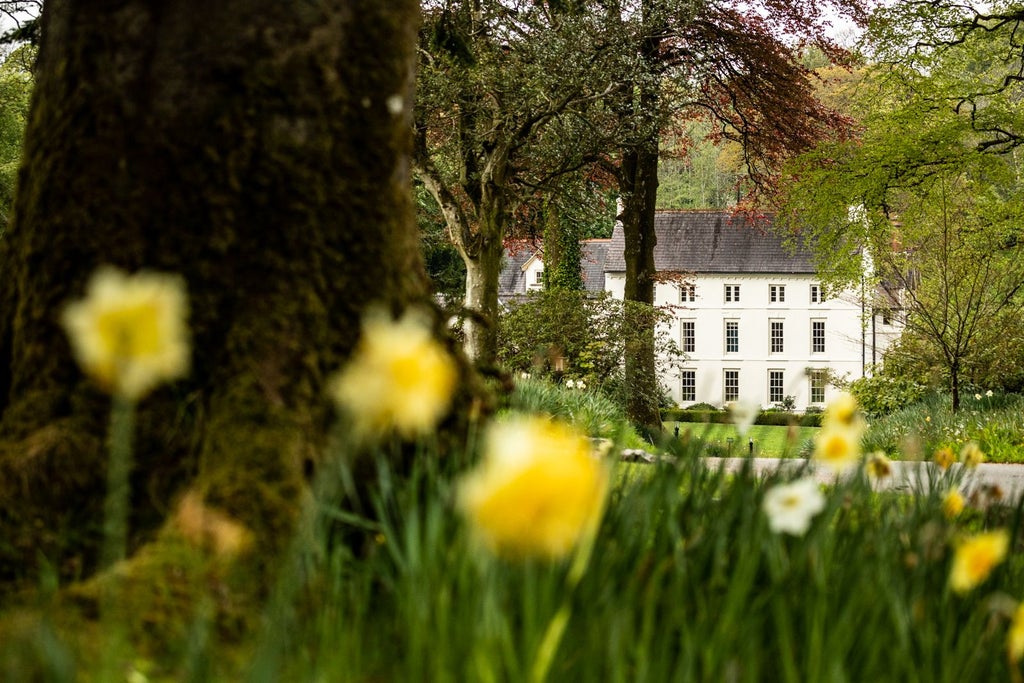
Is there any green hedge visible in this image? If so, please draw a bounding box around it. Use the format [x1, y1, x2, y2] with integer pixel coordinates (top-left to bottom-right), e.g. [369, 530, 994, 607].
[661, 408, 822, 428]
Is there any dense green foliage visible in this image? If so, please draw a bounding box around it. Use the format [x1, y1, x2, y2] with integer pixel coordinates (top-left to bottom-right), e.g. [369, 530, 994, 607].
[0, 44, 32, 229]
[843, 372, 927, 418]
[862, 392, 1024, 463]
[497, 290, 682, 412]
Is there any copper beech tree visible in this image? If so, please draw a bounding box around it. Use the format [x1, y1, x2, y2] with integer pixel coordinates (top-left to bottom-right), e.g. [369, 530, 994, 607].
[0, 0, 456, 604]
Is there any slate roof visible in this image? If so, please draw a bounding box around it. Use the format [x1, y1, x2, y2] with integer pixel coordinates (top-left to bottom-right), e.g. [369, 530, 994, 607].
[497, 238, 610, 301]
[498, 242, 539, 301]
[581, 239, 609, 293]
[604, 210, 816, 274]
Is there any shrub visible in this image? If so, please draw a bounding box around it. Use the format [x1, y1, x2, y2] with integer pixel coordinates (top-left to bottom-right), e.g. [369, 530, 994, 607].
[844, 372, 926, 417]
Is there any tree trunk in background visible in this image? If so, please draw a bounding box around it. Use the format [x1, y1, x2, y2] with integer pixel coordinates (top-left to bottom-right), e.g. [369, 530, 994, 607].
[0, 0, 432, 596]
[620, 141, 663, 433]
[461, 222, 504, 365]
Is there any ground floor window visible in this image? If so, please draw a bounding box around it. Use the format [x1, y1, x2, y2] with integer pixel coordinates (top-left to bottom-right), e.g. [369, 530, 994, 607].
[810, 369, 827, 404]
[681, 370, 696, 402]
[769, 370, 784, 404]
[724, 369, 739, 402]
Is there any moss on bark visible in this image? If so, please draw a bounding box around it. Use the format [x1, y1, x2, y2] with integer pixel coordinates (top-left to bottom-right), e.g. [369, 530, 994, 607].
[0, 0, 473, 668]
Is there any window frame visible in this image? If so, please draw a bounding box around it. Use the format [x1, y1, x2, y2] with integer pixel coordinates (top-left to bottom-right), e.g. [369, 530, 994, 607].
[725, 320, 739, 353]
[810, 369, 827, 404]
[769, 284, 786, 304]
[810, 283, 822, 304]
[724, 369, 740, 403]
[681, 320, 695, 354]
[724, 284, 740, 303]
[768, 369, 784, 404]
[681, 369, 696, 403]
[770, 320, 784, 354]
[680, 284, 696, 303]
[811, 319, 825, 354]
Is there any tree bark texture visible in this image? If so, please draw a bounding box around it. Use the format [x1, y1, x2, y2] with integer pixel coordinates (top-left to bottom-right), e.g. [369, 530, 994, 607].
[619, 143, 662, 431]
[0, 0, 428, 594]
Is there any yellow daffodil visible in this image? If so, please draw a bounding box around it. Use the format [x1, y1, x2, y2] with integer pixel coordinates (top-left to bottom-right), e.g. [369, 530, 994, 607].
[330, 308, 457, 439]
[949, 529, 1009, 593]
[813, 424, 861, 472]
[822, 392, 865, 433]
[933, 447, 955, 470]
[960, 442, 985, 469]
[942, 490, 965, 519]
[1008, 602, 1024, 663]
[865, 451, 893, 480]
[61, 267, 190, 400]
[457, 416, 609, 560]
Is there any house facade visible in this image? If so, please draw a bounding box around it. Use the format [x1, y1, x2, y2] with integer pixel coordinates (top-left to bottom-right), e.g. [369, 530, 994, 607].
[604, 211, 902, 411]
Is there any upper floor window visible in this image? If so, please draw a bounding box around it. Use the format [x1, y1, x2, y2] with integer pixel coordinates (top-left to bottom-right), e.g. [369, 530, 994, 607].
[725, 320, 739, 353]
[770, 320, 784, 353]
[769, 284, 786, 303]
[811, 320, 826, 353]
[810, 284, 823, 304]
[680, 284, 696, 303]
[681, 320, 695, 354]
[725, 284, 740, 303]
[534, 269, 544, 285]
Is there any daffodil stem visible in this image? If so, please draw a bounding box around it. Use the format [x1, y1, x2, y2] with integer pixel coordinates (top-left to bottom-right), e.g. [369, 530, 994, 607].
[529, 533, 597, 683]
[101, 394, 136, 570]
[99, 394, 136, 681]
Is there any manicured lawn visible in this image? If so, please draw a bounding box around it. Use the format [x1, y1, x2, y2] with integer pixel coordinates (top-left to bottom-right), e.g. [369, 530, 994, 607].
[666, 422, 817, 458]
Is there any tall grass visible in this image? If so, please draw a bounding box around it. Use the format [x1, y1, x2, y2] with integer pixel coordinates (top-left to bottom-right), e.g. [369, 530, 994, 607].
[507, 377, 648, 449]
[863, 392, 1024, 462]
[279, 442, 1024, 682]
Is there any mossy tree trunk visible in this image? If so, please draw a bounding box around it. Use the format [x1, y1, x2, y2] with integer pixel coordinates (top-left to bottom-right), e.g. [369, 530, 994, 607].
[0, 0, 431, 592]
[620, 142, 663, 433]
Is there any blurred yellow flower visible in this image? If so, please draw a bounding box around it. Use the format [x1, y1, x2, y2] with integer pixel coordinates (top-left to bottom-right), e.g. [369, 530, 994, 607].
[331, 308, 457, 439]
[949, 529, 1009, 593]
[61, 267, 190, 400]
[960, 442, 985, 469]
[823, 392, 864, 432]
[457, 416, 609, 560]
[1008, 602, 1024, 662]
[942, 490, 965, 519]
[865, 451, 893, 480]
[813, 425, 861, 472]
[933, 447, 955, 470]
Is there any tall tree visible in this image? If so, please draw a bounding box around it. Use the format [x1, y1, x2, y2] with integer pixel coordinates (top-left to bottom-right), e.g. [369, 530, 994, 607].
[0, 0, 442, 607]
[414, 0, 615, 364]
[605, 0, 866, 429]
[777, 9, 1024, 409]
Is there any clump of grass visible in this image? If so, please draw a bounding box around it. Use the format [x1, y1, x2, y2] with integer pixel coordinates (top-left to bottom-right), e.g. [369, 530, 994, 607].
[506, 377, 648, 449]
[863, 392, 1024, 463]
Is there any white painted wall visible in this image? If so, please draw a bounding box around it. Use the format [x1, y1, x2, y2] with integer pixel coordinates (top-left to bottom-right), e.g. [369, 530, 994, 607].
[606, 272, 902, 410]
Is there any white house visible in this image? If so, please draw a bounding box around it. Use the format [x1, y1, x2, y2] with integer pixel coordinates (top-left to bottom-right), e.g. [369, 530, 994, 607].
[604, 210, 902, 411]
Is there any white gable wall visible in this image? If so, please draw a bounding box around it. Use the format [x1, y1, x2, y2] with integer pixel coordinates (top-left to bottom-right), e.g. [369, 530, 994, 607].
[606, 272, 900, 410]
